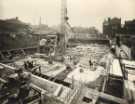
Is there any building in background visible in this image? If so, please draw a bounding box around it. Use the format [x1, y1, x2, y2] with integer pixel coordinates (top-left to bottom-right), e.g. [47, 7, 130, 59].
[103, 17, 135, 59]
[121, 19, 135, 34]
[103, 17, 121, 38]
[103, 18, 135, 38]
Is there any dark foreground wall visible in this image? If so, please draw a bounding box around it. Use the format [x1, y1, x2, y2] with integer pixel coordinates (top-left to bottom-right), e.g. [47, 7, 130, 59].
[0, 34, 38, 51]
[69, 38, 110, 44]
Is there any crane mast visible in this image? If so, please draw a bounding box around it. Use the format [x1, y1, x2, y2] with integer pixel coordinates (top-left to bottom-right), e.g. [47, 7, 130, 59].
[57, 0, 68, 55]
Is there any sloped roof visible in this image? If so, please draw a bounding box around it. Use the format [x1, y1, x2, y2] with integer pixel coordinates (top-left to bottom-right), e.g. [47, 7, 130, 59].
[0, 17, 30, 33]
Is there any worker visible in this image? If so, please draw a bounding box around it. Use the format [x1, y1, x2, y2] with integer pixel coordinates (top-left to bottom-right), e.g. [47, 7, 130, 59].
[6, 94, 18, 104]
[4, 68, 31, 104]
[24, 61, 28, 70]
[24, 60, 34, 71]
[16, 68, 31, 102]
[0, 65, 4, 77]
[24, 56, 34, 71]
[89, 57, 93, 70]
[66, 64, 72, 71]
[48, 47, 54, 64]
[89, 59, 93, 66]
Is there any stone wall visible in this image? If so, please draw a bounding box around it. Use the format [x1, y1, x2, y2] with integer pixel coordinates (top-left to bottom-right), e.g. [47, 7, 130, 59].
[0, 34, 38, 50]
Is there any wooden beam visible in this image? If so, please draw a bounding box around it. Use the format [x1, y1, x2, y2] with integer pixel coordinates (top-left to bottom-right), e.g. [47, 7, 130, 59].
[85, 87, 128, 104]
[0, 77, 6, 83]
[109, 59, 123, 77]
[27, 98, 41, 104]
[0, 63, 16, 71]
[102, 76, 107, 92]
[99, 92, 128, 104]
[30, 83, 47, 94]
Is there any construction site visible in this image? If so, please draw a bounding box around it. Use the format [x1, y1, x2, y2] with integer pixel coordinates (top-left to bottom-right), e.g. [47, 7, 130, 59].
[0, 0, 135, 104]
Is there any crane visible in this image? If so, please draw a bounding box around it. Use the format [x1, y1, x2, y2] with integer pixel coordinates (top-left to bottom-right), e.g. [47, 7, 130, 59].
[57, 0, 74, 55]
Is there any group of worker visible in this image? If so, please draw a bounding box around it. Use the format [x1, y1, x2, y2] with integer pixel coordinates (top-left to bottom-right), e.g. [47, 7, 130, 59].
[23, 56, 35, 70]
[24, 60, 34, 71]
[0, 55, 43, 104]
[1, 67, 31, 104]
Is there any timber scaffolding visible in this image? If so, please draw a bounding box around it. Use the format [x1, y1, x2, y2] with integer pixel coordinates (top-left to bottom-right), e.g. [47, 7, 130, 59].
[27, 63, 128, 104]
[0, 45, 131, 104]
[0, 59, 129, 104]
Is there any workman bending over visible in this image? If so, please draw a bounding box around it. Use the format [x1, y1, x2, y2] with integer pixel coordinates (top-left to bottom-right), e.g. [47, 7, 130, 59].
[5, 68, 31, 104]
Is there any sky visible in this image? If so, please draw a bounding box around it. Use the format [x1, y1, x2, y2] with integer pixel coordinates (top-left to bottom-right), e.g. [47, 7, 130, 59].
[0, 0, 135, 32]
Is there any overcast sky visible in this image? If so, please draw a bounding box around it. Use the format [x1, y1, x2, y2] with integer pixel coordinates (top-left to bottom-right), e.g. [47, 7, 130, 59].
[0, 0, 135, 31]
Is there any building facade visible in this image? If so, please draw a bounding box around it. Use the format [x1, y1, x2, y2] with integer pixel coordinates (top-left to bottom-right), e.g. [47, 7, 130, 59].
[103, 17, 121, 38]
[122, 20, 135, 34]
